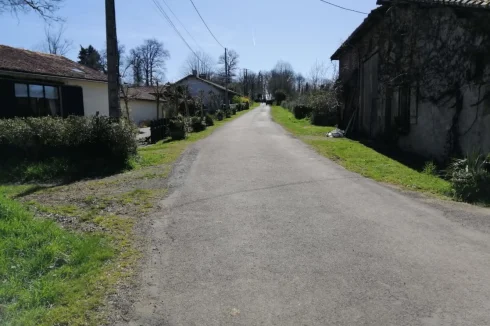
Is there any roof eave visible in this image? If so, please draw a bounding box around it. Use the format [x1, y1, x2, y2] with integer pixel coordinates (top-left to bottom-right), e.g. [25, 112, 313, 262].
[0, 68, 108, 83]
[330, 6, 388, 61]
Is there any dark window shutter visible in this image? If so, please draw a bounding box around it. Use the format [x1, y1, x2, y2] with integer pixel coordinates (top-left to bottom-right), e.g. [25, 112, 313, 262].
[61, 85, 84, 117]
[0, 80, 16, 118]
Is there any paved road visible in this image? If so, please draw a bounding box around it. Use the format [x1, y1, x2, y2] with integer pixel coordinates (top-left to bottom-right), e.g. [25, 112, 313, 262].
[125, 104, 490, 326]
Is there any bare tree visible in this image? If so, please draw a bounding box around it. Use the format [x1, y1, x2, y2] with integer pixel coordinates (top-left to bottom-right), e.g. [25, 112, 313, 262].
[267, 61, 295, 96]
[119, 55, 140, 120]
[0, 0, 63, 20]
[132, 39, 170, 86]
[100, 44, 125, 75]
[42, 23, 72, 56]
[152, 79, 167, 119]
[218, 49, 239, 84]
[181, 51, 215, 78]
[295, 73, 306, 94]
[308, 60, 329, 91]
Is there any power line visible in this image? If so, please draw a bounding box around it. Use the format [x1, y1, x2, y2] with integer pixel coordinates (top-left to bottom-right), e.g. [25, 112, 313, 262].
[188, 0, 225, 49]
[150, 0, 202, 64]
[160, 0, 205, 53]
[319, 0, 368, 15]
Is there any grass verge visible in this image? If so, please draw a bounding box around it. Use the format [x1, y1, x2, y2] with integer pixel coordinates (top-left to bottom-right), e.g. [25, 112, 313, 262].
[0, 188, 123, 326]
[271, 106, 451, 197]
[0, 103, 257, 326]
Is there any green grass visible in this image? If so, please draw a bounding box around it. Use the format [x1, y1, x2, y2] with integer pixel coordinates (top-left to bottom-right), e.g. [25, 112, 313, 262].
[0, 189, 115, 326]
[135, 104, 258, 169]
[271, 106, 451, 196]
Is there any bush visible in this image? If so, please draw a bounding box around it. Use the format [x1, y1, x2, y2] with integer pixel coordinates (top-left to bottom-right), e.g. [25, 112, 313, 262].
[448, 153, 490, 203]
[232, 95, 242, 104]
[293, 105, 313, 119]
[190, 116, 207, 132]
[231, 107, 237, 115]
[275, 90, 287, 105]
[0, 116, 137, 180]
[232, 95, 250, 104]
[205, 113, 214, 126]
[308, 90, 339, 126]
[244, 102, 250, 110]
[310, 110, 337, 126]
[215, 110, 224, 121]
[423, 161, 438, 175]
[168, 115, 186, 140]
[236, 103, 243, 111]
[225, 109, 232, 118]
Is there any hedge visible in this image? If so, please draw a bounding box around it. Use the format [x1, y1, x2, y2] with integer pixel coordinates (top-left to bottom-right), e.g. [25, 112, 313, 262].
[0, 116, 137, 179]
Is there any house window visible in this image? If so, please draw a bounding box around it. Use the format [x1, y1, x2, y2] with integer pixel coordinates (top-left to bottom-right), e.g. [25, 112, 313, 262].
[14, 83, 61, 117]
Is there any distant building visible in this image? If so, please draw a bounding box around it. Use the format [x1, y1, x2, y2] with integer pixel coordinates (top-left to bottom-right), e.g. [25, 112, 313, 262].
[174, 71, 240, 111]
[120, 86, 166, 125]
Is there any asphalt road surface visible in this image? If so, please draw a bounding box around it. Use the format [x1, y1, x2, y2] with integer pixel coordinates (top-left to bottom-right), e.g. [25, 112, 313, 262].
[124, 104, 490, 326]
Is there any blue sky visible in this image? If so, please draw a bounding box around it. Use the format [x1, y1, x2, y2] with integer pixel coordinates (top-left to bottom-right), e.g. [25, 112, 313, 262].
[1, 0, 376, 82]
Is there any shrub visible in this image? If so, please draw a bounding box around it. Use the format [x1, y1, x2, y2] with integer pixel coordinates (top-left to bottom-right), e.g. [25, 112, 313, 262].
[232, 95, 242, 104]
[232, 95, 250, 104]
[168, 115, 186, 140]
[293, 105, 313, 119]
[190, 116, 206, 132]
[205, 113, 214, 126]
[225, 109, 232, 118]
[244, 102, 250, 110]
[0, 116, 137, 180]
[236, 103, 243, 111]
[275, 90, 287, 105]
[448, 153, 490, 203]
[310, 111, 337, 126]
[231, 107, 237, 115]
[215, 110, 224, 121]
[423, 161, 438, 175]
[308, 90, 339, 126]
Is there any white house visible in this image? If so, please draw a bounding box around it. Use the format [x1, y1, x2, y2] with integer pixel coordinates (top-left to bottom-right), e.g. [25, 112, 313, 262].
[0, 44, 166, 125]
[0, 44, 109, 118]
[120, 86, 165, 126]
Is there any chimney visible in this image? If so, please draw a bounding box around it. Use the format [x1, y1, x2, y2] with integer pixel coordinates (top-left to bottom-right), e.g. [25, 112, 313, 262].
[192, 69, 198, 77]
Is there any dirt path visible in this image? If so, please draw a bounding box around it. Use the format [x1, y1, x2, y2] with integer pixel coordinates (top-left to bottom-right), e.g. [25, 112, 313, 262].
[117, 104, 490, 326]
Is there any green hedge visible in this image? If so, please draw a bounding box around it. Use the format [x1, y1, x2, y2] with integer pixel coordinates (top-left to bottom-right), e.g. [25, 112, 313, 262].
[0, 116, 137, 180]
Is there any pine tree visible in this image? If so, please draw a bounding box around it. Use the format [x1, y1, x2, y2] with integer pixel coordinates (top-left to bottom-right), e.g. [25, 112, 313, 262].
[78, 45, 103, 71]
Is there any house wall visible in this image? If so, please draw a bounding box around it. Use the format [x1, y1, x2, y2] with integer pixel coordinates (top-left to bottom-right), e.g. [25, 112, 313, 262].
[64, 79, 109, 117]
[336, 4, 490, 159]
[0, 72, 109, 118]
[177, 77, 226, 110]
[121, 99, 161, 125]
[399, 86, 490, 159]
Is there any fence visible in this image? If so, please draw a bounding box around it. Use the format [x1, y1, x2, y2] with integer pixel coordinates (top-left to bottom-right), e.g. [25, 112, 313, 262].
[150, 118, 170, 144]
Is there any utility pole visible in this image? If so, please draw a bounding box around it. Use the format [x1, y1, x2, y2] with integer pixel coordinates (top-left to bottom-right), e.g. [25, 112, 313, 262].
[224, 47, 229, 108]
[244, 68, 248, 97]
[106, 0, 121, 118]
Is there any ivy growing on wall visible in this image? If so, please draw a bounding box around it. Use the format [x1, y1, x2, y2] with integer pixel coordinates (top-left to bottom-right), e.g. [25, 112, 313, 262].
[375, 2, 490, 158]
